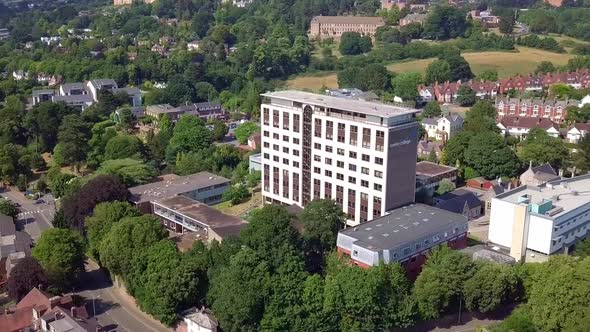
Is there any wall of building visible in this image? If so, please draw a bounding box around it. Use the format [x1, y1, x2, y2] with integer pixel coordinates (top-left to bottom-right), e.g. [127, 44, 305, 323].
[489, 198, 518, 248]
[385, 122, 419, 211]
[183, 183, 230, 205]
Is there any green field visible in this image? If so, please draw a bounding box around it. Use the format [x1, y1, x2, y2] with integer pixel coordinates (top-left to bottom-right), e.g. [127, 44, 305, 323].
[286, 46, 574, 91]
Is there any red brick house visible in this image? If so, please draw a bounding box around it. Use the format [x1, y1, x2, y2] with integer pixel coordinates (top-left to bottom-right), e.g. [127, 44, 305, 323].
[495, 97, 577, 124]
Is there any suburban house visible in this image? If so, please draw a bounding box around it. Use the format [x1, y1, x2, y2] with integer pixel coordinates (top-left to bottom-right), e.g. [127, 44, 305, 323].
[417, 140, 444, 159]
[187, 40, 200, 51]
[129, 172, 231, 214]
[336, 204, 468, 278]
[399, 13, 427, 26]
[495, 98, 577, 124]
[468, 10, 500, 27]
[0, 214, 31, 284]
[421, 113, 464, 141]
[519, 162, 561, 187]
[309, 16, 385, 39]
[247, 132, 261, 150]
[497, 116, 560, 138]
[32, 79, 142, 111]
[434, 189, 483, 221]
[176, 307, 218, 332]
[566, 123, 590, 143]
[418, 85, 434, 102]
[0, 287, 99, 332]
[489, 174, 590, 262]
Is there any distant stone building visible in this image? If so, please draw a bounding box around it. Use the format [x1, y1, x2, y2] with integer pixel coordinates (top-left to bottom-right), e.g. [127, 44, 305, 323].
[309, 16, 385, 40]
[519, 162, 560, 187]
[399, 13, 427, 26]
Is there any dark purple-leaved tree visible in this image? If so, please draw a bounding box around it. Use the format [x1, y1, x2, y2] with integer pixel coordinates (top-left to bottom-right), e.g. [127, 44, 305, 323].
[7, 257, 48, 301]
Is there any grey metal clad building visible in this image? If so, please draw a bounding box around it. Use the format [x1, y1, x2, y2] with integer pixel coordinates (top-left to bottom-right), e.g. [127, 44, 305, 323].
[337, 204, 468, 267]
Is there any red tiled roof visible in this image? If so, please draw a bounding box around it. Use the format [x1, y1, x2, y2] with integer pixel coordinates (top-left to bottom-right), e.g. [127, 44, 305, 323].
[499, 115, 558, 130]
[0, 308, 33, 332]
[16, 287, 52, 311]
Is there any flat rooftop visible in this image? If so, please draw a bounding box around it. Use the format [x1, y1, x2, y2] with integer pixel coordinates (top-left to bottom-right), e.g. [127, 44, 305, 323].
[261, 90, 419, 118]
[129, 171, 230, 204]
[495, 174, 590, 219]
[339, 204, 467, 251]
[416, 161, 457, 177]
[155, 195, 245, 233]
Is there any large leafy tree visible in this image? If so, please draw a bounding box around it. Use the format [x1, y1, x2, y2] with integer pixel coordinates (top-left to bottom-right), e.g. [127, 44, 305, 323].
[527, 256, 590, 332]
[337, 63, 392, 92]
[338, 32, 372, 55]
[97, 158, 157, 187]
[423, 5, 468, 40]
[463, 100, 499, 133]
[85, 201, 140, 262]
[392, 72, 423, 104]
[99, 215, 167, 278]
[425, 60, 451, 85]
[131, 240, 201, 326]
[61, 174, 130, 232]
[455, 86, 477, 107]
[300, 199, 345, 257]
[7, 257, 48, 301]
[441, 131, 472, 166]
[520, 128, 569, 169]
[439, 50, 473, 82]
[0, 198, 19, 221]
[53, 114, 91, 168]
[413, 246, 475, 319]
[234, 122, 259, 144]
[104, 134, 144, 160]
[32, 228, 85, 291]
[422, 101, 442, 118]
[166, 114, 212, 162]
[23, 102, 75, 152]
[463, 262, 519, 313]
[464, 132, 521, 178]
[208, 249, 271, 332]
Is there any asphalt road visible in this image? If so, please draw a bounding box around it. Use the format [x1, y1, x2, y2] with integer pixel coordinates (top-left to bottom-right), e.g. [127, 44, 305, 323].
[1, 188, 54, 240]
[77, 261, 171, 332]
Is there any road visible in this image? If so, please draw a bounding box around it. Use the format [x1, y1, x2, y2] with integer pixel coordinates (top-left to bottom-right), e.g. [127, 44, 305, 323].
[77, 261, 171, 332]
[1, 188, 55, 240]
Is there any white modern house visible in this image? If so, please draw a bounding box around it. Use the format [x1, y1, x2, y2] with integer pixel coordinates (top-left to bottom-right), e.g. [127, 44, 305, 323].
[421, 113, 464, 141]
[566, 123, 590, 143]
[489, 174, 590, 262]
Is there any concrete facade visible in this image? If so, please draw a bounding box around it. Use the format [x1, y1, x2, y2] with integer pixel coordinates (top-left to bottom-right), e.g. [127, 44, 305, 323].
[260, 90, 419, 226]
[309, 16, 385, 40]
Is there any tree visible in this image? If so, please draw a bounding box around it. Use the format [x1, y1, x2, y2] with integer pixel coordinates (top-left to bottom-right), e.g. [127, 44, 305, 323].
[0, 199, 19, 221]
[7, 257, 48, 301]
[413, 246, 475, 319]
[464, 101, 499, 133]
[423, 5, 468, 40]
[456, 86, 477, 107]
[337, 63, 392, 91]
[211, 119, 229, 142]
[166, 115, 212, 162]
[97, 158, 157, 187]
[550, 83, 575, 99]
[104, 135, 144, 160]
[527, 256, 590, 332]
[392, 72, 423, 104]
[300, 199, 345, 257]
[85, 201, 140, 262]
[422, 101, 442, 118]
[241, 205, 300, 268]
[224, 184, 250, 205]
[465, 132, 521, 179]
[24, 102, 75, 152]
[99, 215, 167, 278]
[463, 262, 518, 313]
[534, 61, 556, 75]
[339, 32, 372, 55]
[442, 131, 472, 166]
[131, 240, 201, 326]
[435, 178, 456, 195]
[477, 69, 498, 82]
[575, 236, 590, 257]
[47, 172, 76, 198]
[425, 60, 451, 85]
[520, 128, 569, 169]
[61, 174, 130, 232]
[234, 122, 260, 144]
[439, 51, 473, 82]
[32, 228, 85, 291]
[208, 249, 271, 332]
[499, 13, 515, 34]
[54, 114, 91, 168]
[117, 108, 136, 132]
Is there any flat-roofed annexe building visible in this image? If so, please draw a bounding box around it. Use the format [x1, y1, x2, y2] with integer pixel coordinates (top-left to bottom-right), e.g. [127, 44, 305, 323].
[489, 174, 590, 262]
[260, 90, 420, 226]
[337, 204, 468, 277]
[309, 16, 385, 40]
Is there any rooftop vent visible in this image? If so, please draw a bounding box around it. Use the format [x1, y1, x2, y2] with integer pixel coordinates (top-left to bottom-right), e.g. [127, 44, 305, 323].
[382, 233, 389, 237]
